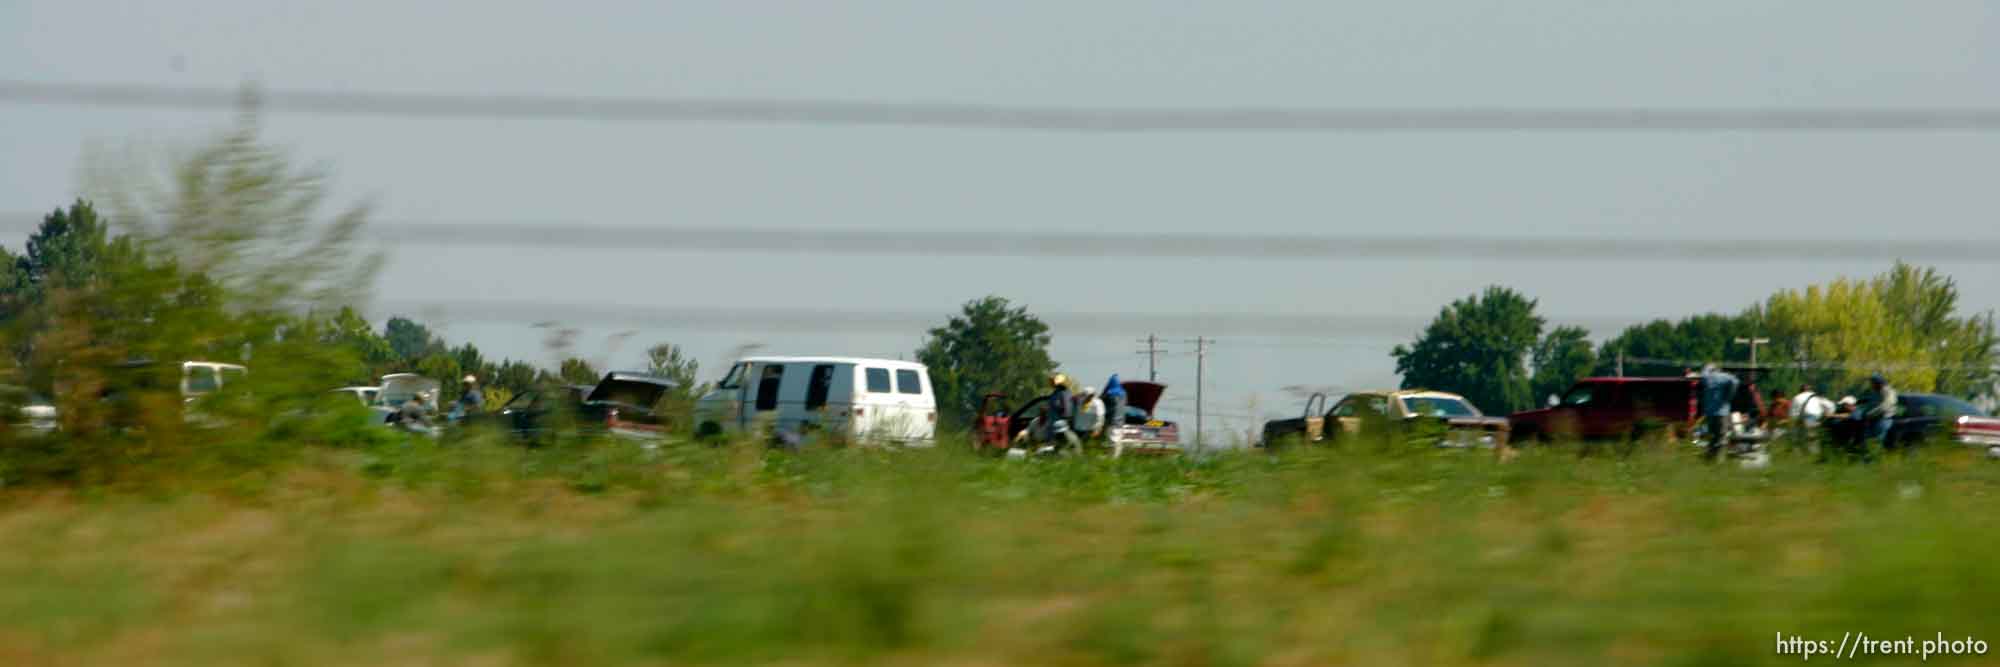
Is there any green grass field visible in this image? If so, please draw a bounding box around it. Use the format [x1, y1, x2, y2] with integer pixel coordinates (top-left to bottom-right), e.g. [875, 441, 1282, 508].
[3, 433, 1998, 666]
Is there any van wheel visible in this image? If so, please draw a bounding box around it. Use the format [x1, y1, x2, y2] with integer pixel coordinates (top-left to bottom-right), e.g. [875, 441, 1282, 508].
[696, 421, 723, 442]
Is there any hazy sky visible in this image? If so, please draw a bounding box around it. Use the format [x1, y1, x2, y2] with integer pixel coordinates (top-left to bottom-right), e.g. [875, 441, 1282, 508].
[5, 2, 2000, 440]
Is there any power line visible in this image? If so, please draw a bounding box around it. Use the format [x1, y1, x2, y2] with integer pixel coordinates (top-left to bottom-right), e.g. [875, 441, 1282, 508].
[10, 214, 2000, 263]
[1620, 355, 1999, 373]
[367, 299, 1646, 337]
[9, 80, 2000, 132]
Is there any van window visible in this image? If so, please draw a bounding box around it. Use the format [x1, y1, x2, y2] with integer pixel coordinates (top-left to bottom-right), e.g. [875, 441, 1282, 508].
[717, 363, 748, 390]
[755, 365, 785, 411]
[186, 367, 221, 394]
[805, 364, 835, 410]
[895, 369, 923, 395]
[864, 368, 891, 393]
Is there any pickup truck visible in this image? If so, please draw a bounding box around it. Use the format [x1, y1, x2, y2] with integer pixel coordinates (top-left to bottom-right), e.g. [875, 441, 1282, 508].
[1261, 389, 1509, 449]
[1508, 375, 1766, 443]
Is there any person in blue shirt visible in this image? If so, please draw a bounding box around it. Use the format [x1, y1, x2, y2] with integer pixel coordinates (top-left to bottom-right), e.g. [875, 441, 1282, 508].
[1697, 364, 1739, 461]
[1102, 374, 1128, 444]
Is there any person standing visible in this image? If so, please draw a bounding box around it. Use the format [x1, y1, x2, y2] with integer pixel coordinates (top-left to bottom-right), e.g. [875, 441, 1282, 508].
[1101, 374, 1128, 444]
[1697, 363, 1740, 461]
[451, 374, 485, 423]
[1075, 386, 1106, 440]
[1039, 373, 1079, 454]
[1857, 373, 1900, 453]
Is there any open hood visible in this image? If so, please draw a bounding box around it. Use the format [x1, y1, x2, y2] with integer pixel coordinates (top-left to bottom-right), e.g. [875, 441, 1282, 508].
[1121, 381, 1166, 414]
[379, 373, 440, 409]
[585, 372, 677, 410]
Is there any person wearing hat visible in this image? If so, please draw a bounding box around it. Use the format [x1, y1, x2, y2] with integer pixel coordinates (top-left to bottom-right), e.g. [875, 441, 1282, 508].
[451, 374, 485, 423]
[1038, 373, 1079, 453]
[1075, 385, 1106, 440]
[1856, 372, 1899, 453]
[1101, 374, 1128, 445]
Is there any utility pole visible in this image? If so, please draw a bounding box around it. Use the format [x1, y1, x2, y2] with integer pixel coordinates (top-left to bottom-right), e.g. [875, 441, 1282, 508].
[1136, 335, 1166, 382]
[1734, 336, 1771, 369]
[1187, 336, 1207, 450]
[1616, 350, 1624, 377]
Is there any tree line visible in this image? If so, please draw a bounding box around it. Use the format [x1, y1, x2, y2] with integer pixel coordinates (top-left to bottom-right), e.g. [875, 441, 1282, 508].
[1394, 268, 2000, 415]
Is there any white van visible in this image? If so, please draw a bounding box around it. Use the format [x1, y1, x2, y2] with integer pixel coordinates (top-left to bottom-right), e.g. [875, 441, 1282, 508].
[694, 356, 937, 445]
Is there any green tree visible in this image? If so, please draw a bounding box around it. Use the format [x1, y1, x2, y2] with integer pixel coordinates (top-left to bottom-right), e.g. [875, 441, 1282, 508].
[558, 357, 601, 385]
[1873, 263, 1997, 396]
[451, 343, 487, 383]
[645, 342, 704, 398]
[1530, 325, 1597, 404]
[1757, 263, 1997, 395]
[84, 86, 382, 313]
[320, 307, 395, 381]
[1391, 286, 1544, 414]
[1592, 313, 1760, 377]
[490, 360, 540, 394]
[915, 296, 1058, 427]
[9, 200, 111, 300]
[383, 317, 441, 363]
[3, 201, 116, 365]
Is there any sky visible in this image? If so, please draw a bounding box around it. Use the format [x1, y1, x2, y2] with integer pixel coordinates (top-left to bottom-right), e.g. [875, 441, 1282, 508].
[5, 1, 2000, 443]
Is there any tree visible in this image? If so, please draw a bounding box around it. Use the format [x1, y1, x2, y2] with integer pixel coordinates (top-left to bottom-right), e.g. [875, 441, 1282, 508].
[645, 342, 704, 398]
[1757, 263, 1997, 395]
[84, 85, 382, 313]
[1391, 286, 1544, 414]
[451, 343, 487, 383]
[915, 296, 1058, 427]
[557, 357, 601, 385]
[383, 317, 441, 364]
[9, 200, 111, 299]
[3, 201, 116, 364]
[1591, 313, 1760, 378]
[1530, 325, 1597, 403]
[490, 360, 541, 395]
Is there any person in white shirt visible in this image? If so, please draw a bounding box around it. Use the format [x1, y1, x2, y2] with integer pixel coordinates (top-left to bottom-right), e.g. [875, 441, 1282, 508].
[1790, 384, 1836, 427]
[1075, 386, 1107, 439]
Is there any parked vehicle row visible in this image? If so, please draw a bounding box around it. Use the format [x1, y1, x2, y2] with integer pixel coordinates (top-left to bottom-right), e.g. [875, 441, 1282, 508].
[692, 356, 937, 445]
[1257, 367, 1999, 456]
[1261, 389, 1508, 449]
[975, 380, 1180, 455]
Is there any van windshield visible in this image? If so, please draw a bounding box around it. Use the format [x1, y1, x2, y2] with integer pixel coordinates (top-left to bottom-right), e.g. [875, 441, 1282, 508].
[717, 363, 747, 389]
[186, 367, 221, 394]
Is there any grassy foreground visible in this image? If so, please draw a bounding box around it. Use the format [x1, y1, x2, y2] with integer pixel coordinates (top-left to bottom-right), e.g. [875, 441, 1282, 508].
[3, 434, 1999, 666]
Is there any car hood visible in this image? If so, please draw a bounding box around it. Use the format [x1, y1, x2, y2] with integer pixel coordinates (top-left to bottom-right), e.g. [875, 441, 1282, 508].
[585, 375, 677, 411]
[1120, 381, 1165, 414]
[379, 374, 440, 407]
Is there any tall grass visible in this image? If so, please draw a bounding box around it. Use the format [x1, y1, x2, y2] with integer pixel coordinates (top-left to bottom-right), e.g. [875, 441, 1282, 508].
[2, 432, 1996, 665]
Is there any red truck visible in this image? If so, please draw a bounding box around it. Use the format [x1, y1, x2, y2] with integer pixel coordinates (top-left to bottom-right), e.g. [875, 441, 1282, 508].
[1508, 374, 1765, 443]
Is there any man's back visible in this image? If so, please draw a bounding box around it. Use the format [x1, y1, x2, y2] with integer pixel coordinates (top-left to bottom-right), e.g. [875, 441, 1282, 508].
[1698, 370, 1739, 416]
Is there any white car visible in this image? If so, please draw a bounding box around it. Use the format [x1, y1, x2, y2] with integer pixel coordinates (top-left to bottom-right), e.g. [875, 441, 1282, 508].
[694, 356, 937, 445]
[330, 386, 382, 407]
[2, 386, 58, 434]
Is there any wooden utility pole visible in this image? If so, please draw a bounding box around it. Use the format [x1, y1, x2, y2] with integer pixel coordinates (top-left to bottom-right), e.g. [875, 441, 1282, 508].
[1734, 336, 1771, 368]
[1136, 335, 1165, 382]
[1188, 336, 1207, 450]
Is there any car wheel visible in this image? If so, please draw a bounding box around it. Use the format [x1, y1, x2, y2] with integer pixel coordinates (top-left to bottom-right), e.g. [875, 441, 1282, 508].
[696, 421, 723, 442]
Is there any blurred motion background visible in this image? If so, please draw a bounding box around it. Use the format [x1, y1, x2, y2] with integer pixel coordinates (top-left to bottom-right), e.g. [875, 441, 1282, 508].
[6, 1, 2000, 438]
